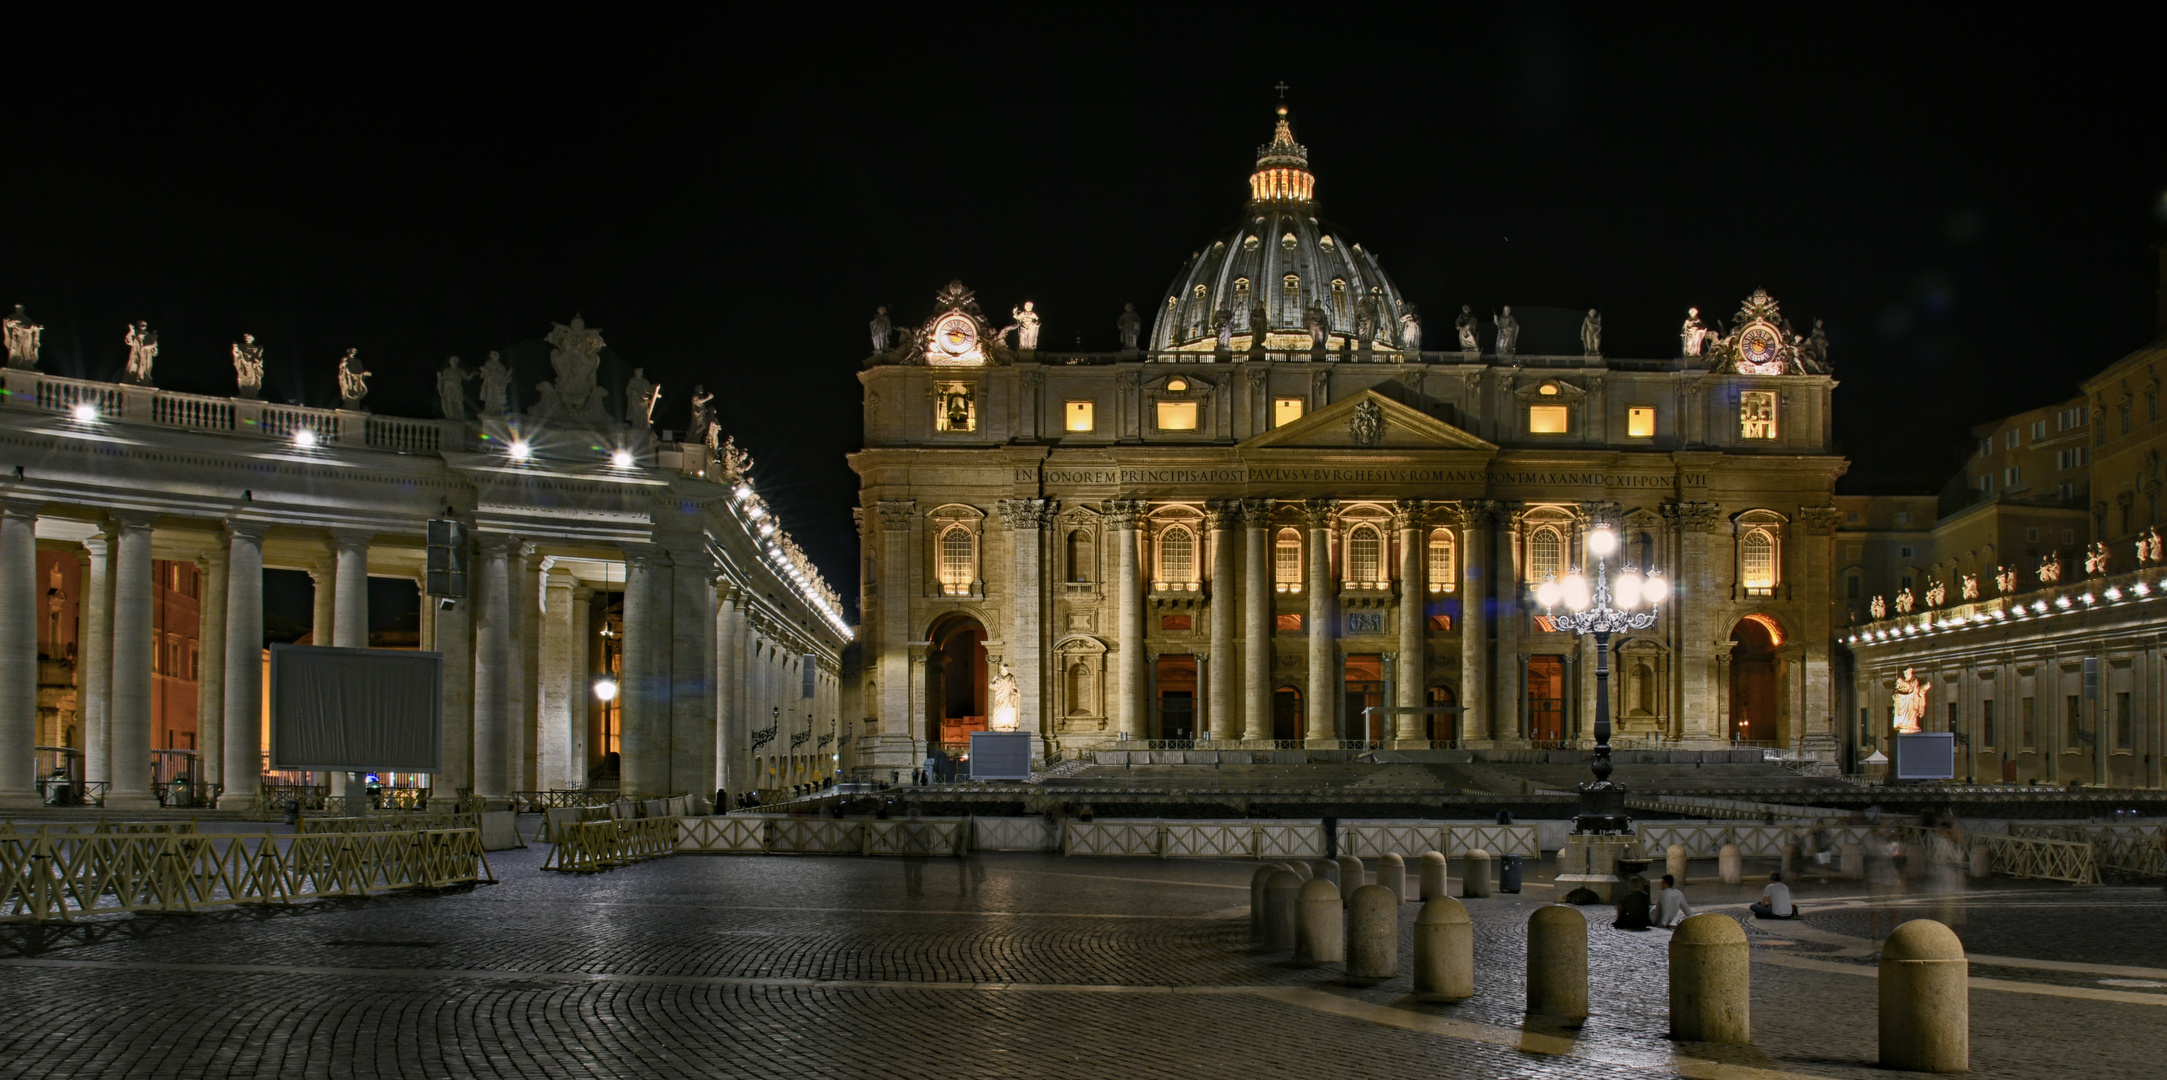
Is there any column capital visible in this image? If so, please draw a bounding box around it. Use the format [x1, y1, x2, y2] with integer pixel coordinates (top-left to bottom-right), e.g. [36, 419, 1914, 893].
[1204, 499, 1243, 530]
[0, 496, 44, 520]
[1797, 505, 1842, 535]
[1239, 497, 1272, 523]
[1460, 499, 1503, 529]
[875, 500, 917, 532]
[997, 497, 1057, 530]
[328, 526, 377, 548]
[1662, 500, 1725, 533]
[477, 533, 523, 557]
[1391, 500, 1429, 532]
[1302, 498, 1337, 529]
[110, 508, 158, 531]
[223, 518, 272, 543]
[1104, 498, 1148, 530]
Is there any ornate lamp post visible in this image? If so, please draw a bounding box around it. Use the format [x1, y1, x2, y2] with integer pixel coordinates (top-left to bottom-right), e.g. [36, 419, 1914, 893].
[1535, 524, 1667, 835]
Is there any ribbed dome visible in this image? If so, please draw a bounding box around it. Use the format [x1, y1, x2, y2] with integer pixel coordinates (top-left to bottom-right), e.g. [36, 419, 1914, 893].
[1150, 107, 1410, 355]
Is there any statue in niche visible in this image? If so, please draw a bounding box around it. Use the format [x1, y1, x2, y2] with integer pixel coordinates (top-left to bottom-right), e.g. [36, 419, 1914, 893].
[1214, 309, 1233, 351]
[1924, 578, 1945, 607]
[478, 351, 512, 417]
[2085, 541, 2111, 577]
[2038, 552, 2062, 585]
[1961, 574, 1979, 601]
[336, 348, 370, 408]
[1869, 594, 1887, 620]
[123, 321, 157, 384]
[1894, 587, 1915, 615]
[1681, 307, 1711, 358]
[1304, 303, 1328, 351]
[1891, 667, 1931, 734]
[1994, 565, 2018, 594]
[1010, 301, 1041, 349]
[869, 306, 891, 353]
[989, 663, 1020, 730]
[231, 334, 265, 399]
[436, 355, 473, 420]
[625, 367, 660, 427]
[1117, 303, 1142, 350]
[1580, 309, 1602, 356]
[689, 384, 716, 444]
[1494, 306, 1519, 357]
[542, 314, 610, 422]
[3, 305, 42, 369]
[1398, 305, 1421, 351]
[1455, 305, 1478, 352]
[720, 435, 752, 480]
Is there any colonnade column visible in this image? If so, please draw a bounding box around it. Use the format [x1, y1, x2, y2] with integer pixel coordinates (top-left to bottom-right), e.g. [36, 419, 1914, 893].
[1303, 498, 1337, 746]
[330, 529, 372, 649]
[0, 501, 41, 808]
[571, 584, 592, 785]
[1458, 503, 1493, 746]
[472, 536, 514, 802]
[81, 529, 114, 789]
[619, 547, 671, 797]
[217, 522, 267, 808]
[1110, 500, 1146, 739]
[537, 562, 576, 791]
[1490, 507, 1520, 742]
[309, 562, 334, 646]
[717, 584, 746, 792]
[1393, 501, 1426, 747]
[1206, 501, 1238, 740]
[1240, 500, 1271, 741]
[196, 548, 228, 789]
[106, 510, 157, 810]
[1665, 501, 1722, 742]
[434, 566, 474, 803]
[669, 548, 714, 798]
[515, 546, 542, 792]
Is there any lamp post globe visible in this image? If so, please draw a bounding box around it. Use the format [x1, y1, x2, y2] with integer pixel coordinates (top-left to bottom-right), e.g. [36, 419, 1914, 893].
[1536, 525, 1668, 835]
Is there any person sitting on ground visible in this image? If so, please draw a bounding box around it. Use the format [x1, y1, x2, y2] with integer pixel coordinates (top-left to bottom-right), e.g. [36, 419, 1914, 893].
[1652, 873, 1694, 928]
[1749, 870, 1797, 919]
[1613, 874, 1654, 930]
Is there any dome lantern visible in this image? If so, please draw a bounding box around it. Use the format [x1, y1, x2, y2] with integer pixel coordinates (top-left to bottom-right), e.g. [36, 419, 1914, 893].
[1248, 105, 1315, 204]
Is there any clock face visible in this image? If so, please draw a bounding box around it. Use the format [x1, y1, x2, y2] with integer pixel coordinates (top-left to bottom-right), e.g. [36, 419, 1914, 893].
[936, 315, 976, 355]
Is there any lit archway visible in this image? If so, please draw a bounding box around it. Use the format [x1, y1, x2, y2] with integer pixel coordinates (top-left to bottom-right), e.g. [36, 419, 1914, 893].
[1728, 615, 1781, 744]
[925, 612, 988, 751]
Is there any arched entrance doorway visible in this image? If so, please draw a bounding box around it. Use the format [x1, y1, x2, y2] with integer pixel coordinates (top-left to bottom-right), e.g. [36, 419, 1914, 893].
[1728, 615, 1781, 744]
[1273, 686, 1302, 742]
[1427, 684, 1458, 742]
[926, 614, 988, 752]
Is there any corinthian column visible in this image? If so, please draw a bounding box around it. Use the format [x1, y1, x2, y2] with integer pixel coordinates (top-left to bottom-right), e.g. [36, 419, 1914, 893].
[1665, 501, 1723, 742]
[1241, 499, 1271, 741]
[106, 510, 157, 810]
[1458, 502, 1494, 745]
[473, 536, 514, 801]
[537, 562, 577, 790]
[1207, 501, 1239, 740]
[1109, 499, 1147, 739]
[1303, 498, 1338, 746]
[0, 500, 41, 808]
[619, 546, 672, 797]
[1394, 501, 1427, 748]
[217, 522, 268, 808]
[1003, 498, 1051, 737]
[197, 548, 229, 789]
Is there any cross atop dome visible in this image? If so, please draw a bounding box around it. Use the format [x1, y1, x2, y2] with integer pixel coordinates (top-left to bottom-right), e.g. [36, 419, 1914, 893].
[1250, 102, 1314, 203]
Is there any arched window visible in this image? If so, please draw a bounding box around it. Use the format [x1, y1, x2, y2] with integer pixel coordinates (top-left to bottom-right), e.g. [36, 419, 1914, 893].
[1427, 529, 1455, 593]
[1632, 529, 1657, 570]
[1347, 525, 1382, 585]
[1741, 528, 1777, 592]
[938, 525, 975, 595]
[1158, 525, 1196, 586]
[1275, 527, 1303, 591]
[1066, 530, 1094, 583]
[1232, 277, 1251, 315]
[1528, 526, 1563, 583]
[1331, 279, 1348, 319]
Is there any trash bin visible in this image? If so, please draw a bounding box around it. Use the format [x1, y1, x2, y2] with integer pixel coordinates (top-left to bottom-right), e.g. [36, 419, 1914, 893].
[283, 799, 301, 826]
[1499, 854, 1524, 893]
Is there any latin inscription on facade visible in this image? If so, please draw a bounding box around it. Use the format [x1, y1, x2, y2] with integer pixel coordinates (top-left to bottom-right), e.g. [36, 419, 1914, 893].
[1021, 466, 1708, 488]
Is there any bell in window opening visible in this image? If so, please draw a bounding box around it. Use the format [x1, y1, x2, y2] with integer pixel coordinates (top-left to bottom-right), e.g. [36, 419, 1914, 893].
[1740, 391, 1777, 439]
[937, 382, 976, 432]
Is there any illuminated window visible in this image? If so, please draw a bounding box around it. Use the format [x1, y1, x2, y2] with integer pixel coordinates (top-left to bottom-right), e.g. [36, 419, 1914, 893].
[1282, 274, 1300, 313]
[1065, 401, 1094, 432]
[1347, 525, 1382, 585]
[938, 526, 975, 595]
[1528, 405, 1569, 434]
[1627, 406, 1655, 438]
[1274, 398, 1305, 426]
[1232, 278, 1251, 312]
[1528, 526, 1563, 583]
[1539, 383, 1558, 396]
[1275, 528, 1303, 590]
[1158, 525, 1196, 585]
[1741, 528, 1776, 592]
[1427, 529, 1455, 592]
[1741, 391, 1777, 439]
[1275, 613, 1303, 631]
[1331, 279, 1348, 318]
[935, 382, 975, 432]
[1156, 401, 1198, 431]
[1281, 233, 1297, 252]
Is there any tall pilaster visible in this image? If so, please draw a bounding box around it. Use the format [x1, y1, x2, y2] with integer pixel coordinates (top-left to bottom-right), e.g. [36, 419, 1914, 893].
[1207, 500, 1240, 740]
[330, 528, 372, 649]
[1458, 503, 1493, 746]
[216, 521, 268, 808]
[472, 536, 514, 801]
[719, 585, 749, 791]
[1797, 505, 1842, 759]
[1002, 498, 1051, 738]
[1490, 506, 1520, 741]
[0, 500, 41, 808]
[1303, 498, 1338, 745]
[875, 501, 915, 760]
[670, 547, 715, 797]
[1665, 501, 1724, 742]
[1241, 499, 1271, 741]
[106, 510, 157, 810]
[197, 548, 229, 788]
[1109, 499, 1147, 739]
[712, 583, 736, 792]
[1393, 502, 1427, 747]
[537, 562, 577, 790]
[80, 529, 114, 788]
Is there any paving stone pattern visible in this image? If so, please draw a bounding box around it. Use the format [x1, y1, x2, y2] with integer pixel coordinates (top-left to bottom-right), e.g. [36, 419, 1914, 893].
[0, 831, 2161, 1079]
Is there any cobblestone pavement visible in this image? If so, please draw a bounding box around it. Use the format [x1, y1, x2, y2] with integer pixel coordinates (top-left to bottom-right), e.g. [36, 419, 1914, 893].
[0, 827, 2161, 1079]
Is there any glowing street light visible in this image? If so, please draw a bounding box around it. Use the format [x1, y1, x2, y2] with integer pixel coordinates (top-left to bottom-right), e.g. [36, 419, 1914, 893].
[1535, 524, 1668, 834]
[292, 427, 318, 448]
[592, 677, 619, 702]
[70, 403, 98, 422]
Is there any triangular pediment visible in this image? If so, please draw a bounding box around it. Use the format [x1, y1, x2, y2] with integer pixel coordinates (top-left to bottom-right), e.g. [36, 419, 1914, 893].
[1239, 389, 1498, 451]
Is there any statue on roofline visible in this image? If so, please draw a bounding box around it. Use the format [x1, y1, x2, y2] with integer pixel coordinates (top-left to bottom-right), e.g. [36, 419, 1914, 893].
[3, 305, 42, 369]
[1116, 303, 1141, 351]
[1581, 309, 1602, 356]
[1681, 307, 1710, 358]
[337, 348, 370, 409]
[1398, 306, 1421, 352]
[231, 334, 265, 399]
[436, 356, 473, 420]
[478, 352, 511, 417]
[1455, 305, 1477, 352]
[869, 306, 891, 353]
[123, 321, 157, 384]
[625, 367, 659, 428]
[1494, 306, 1519, 357]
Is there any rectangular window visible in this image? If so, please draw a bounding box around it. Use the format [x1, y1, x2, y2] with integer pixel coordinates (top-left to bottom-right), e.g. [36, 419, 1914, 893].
[1899, 546, 1915, 559]
[1528, 405, 1569, 434]
[2006, 429, 2020, 449]
[2031, 420, 2047, 440]
[2021, 697, 2035, 749]
[1977, 474, 1992, 493]
[1159, 615, 1192, 632]
[1274, 398, 1305, 426]
[1155, 401, 1198, 431]
[1064, 401, 1094, 432]
[1896, 511, 1911, 525]
[1274, 531, 1302, 589]
[934, 382, 976, 432]
[1627, 406, 1656, 438]
[1275, 613, 1303, 632]
[1947, 700, 1958, 734]
[2026, 527, 2041, 542]
[2116, 691, 2132, 750]
[2005, 466, 2020, 486]
[1847, 575, 1861, 599]
[2058, 481, 2077, 500]
[1981, 699, 1995, 749]
[1427, 535, 1454, 593]
[1740, 391, 1777, 439]
[1977, 438, 1992, 459]
[2061, 529, 2075, 544]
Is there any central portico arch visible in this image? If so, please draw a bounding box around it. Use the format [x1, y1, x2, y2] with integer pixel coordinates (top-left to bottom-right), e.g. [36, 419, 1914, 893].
[925, 611, 989, 753]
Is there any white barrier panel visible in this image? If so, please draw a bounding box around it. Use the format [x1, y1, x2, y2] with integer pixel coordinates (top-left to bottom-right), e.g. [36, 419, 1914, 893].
[865, 820, 966, 856]
[972, 817, 1060, 852]
[678, 816, 768, 853]
[1341, 821, 1446, 858]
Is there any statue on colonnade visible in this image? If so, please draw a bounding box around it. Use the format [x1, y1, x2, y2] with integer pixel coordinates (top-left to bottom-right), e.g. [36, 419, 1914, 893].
[123, 321, 157, 384]
[1581, 309, 1602, 356]
[689, 384, 716, 446]
[1397, 306, 1421, 351]
[478, 351, 511, 417]
[870, 306, 892, 353]
[1454, 304, 1477, 352]
[542, 314, 611, 422]
[337, 348, 370, 409]
[3, 305, 41, 368]
[1681, 307, 1710, 358]
[1116, 303, 1141, 350]
[436, 356, 473, 420]
[1494, 306, 1519, 357]
[231, 334, 265, 399]
[625, 367, 660, 428]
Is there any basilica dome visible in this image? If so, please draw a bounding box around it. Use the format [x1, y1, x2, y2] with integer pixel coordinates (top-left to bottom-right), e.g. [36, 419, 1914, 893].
[1150, 107, 1411, 355]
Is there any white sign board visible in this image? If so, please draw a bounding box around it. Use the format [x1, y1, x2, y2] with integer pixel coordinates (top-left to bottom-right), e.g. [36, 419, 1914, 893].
[969, 732, 1034, 781]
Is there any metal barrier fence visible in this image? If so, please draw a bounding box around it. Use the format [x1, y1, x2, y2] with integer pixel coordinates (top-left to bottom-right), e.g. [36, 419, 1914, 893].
[1963, 830, 2102, 885]
[674, 816, 969, 857]
[541, 817, 681, 873]
[1059, 819, 1539, 860]
[0, 828, 493, 922]
[298, 813, 480, 835]
[509, 790, 621, 812]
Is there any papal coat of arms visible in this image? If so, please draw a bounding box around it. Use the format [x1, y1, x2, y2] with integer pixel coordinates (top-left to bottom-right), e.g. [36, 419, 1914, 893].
[1349, 399, 1384, 446]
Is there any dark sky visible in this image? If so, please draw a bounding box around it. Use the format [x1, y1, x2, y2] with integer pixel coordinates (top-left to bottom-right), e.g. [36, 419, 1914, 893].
[8, 10, 2165, 623]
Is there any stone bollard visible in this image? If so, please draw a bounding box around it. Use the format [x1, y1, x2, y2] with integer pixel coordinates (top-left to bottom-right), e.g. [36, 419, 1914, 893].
[1414, 897, 1474, 1000]
[1668, 912, 1751, 1044]
[1880, 919, 1969, 1073]
[1419, 851, 1448, 901]
[1251, 865, 1282, 941]
[1718, 844, 1743, 886]
[1288, 860, 1313, 880]
[1666, 843, 1690, 886]
[1841, 842, 1866, 880]
[1377, 852, 1407, 902]
[1264, 871, 1303, 951]
[1969, 842, 1992, 879]
[1526, 905, 1589, 1022]
[1462, 849, 1493, 898]
[1781, 841, 1800, 880]
[1295, 877, 1345, 964]
[1346, 884, 1399, 978]
[1311, 858, 1340, 887]
[1337, 854, 1366, 894]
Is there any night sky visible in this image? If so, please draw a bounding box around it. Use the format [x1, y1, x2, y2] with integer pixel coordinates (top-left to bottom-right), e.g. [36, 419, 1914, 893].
[8, 11, 2165, 623]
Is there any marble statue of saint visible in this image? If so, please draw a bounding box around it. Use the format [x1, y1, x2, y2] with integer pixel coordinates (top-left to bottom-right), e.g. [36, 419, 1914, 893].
[436, 355, 472, 420]
[1580, 309, 1602, 356]
[1870, 594, 1887, 620]
[2085, 541, 2110, 577]
[625, 368, 659, 427]
[231, 334, 266, 399]
[1994, 565, 2018, 594]
[543, 315, 609, 421]
[2140, 527, 2164, 564]
[1890, 668, 1931, 734]
[1304, 303, 1329, 350]
[989, 663, 1020, 730]
[2, 305, 42, 369]
[1961, 574, 1978, 601]
[1116, 303, 1142, 350]
[1398, 306, 1421, 351]
[530, 379, 565, 420]
[689, 384, 715, 444]
[720, 435, 752, 480]
[1213, 309, 1233, 350]
[1805, 319, 1830, 368]
[1894, 587, 1915, 615]
[1455, 305, 1478, 351]
[1250, 301, 1270, 344]
[1924, 578, 1945, 608]
[124, 321, 157, 384]
[2038, 552, 2062, 585]
[1355, 295, 1377, 341]
[1011, 301, 1041, 349]
[478, 351, 511, 417]
[1681, 307, 1710, 358]
[336, 348, 370, 408]
[1494, 306, 1520, 357]
[869, 306, 891, 353]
